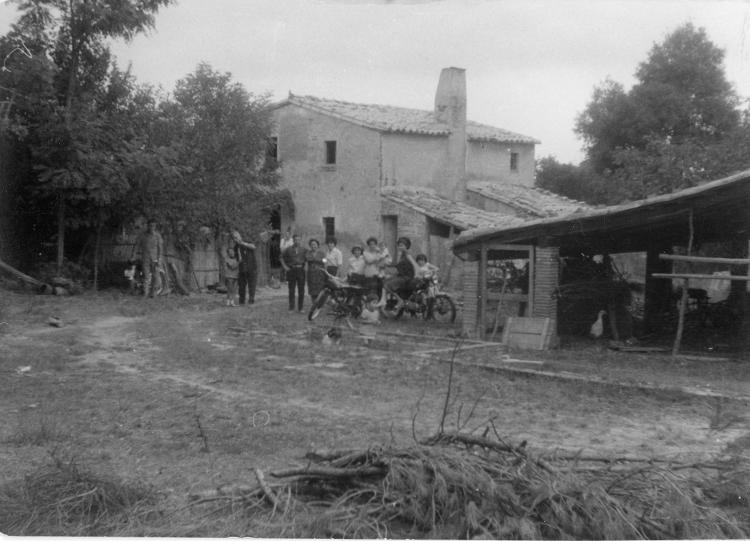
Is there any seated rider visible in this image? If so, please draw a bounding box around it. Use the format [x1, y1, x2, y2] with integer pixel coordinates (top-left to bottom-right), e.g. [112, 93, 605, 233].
[414, 254, 439, 282]
[384, 237, 418, 303]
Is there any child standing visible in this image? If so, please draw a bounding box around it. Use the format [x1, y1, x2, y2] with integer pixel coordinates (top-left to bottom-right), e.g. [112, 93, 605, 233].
[224, 244, 239, 306]
[346, 245, 366, 286]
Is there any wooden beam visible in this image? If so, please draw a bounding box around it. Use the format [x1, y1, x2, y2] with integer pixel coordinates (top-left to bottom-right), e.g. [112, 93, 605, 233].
[651, 273, 750, 281]
[658, 254, 750, 265]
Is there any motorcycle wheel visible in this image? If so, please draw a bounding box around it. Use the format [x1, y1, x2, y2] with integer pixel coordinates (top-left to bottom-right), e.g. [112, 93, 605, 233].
[380, 291, 404, 320]
[346, 293, 364, 318]
[308, 290, 330, 321]
[430, 294, 456, 323]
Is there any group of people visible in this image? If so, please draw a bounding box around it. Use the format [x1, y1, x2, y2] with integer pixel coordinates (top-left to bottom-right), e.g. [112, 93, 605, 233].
[277, 230, 439, 313]
[136, 220, 437, 312]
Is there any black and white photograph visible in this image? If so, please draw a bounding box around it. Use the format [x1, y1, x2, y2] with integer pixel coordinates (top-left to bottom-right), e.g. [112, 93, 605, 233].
[1, 0, 750, 537]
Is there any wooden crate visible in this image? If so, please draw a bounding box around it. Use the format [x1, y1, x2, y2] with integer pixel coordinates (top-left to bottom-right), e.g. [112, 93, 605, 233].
[501, 317, 552, 350]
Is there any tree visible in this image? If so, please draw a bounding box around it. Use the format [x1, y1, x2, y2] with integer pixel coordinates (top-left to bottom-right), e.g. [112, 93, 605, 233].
[2, 0, 173, 275]
[576, 23, 740, 175]
[535, 156, 608, 204]
[132, 63, 288, 272]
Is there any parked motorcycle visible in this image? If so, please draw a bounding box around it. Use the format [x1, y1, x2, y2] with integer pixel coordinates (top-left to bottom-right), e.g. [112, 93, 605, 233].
[308, 268, 370, 322]
[380, 273, 456, 323]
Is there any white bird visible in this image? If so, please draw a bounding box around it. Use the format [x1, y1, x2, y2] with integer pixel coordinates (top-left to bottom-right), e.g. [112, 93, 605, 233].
[589, 310, 607, 338]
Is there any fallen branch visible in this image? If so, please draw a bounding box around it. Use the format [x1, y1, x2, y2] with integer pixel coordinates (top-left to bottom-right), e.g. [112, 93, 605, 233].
[254, 468, 283, 510]
[425, 431, 556, 473]
[0, 258, 47, 289]
[270, 465, 386, 479]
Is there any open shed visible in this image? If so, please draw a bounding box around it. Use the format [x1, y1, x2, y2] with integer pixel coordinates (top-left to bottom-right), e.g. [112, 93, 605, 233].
[452, 168, 750, 351]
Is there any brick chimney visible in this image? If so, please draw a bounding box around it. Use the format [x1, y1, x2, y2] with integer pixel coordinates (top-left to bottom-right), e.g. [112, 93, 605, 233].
[434, 67, 467, 201]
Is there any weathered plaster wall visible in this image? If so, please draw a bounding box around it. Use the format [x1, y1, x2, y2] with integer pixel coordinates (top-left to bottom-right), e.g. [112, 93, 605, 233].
[380, 133, 449, 193]
[273, 105, 383, 250]
[466, 141, 535, 186]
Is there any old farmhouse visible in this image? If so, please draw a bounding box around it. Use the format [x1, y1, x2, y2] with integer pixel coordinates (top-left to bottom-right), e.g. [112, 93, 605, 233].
[268, 67, 585, 276]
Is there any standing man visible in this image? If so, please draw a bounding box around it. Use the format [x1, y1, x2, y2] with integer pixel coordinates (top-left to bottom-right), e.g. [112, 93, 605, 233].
[231, 229, 257, 306]
[281, 233, 306, 312]
[137, 218, 164, 298]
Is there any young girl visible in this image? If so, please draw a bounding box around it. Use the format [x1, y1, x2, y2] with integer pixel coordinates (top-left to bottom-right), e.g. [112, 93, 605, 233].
[347, 245, 365, 286]
[414, 254, 439, 279]
[224, 244, 239, 306]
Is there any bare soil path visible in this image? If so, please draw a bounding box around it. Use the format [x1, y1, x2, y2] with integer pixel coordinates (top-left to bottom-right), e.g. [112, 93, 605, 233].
[1, 287, 749, 516]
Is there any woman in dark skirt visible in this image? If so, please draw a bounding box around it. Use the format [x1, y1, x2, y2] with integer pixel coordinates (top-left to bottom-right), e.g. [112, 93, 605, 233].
[306, 238, 326, 303]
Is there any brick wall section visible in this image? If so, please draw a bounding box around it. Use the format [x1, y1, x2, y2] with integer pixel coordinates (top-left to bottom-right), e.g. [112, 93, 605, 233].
[462, 259, 480, 338]
[532, 246, 559, 320]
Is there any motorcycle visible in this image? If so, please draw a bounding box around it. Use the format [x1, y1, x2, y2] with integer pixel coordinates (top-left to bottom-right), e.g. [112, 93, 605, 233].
[308, 268, 370, 322]
[380, 273, 456, 323]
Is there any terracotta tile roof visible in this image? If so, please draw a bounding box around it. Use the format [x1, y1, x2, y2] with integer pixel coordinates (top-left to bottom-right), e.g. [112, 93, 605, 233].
[277, 94, 539, 144]
[467, 181, 592, 218]
[454, 168, 750, 250]
[381, 186, 527, 231]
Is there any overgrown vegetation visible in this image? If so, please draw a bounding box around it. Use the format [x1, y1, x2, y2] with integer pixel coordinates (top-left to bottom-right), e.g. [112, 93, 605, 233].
[0, 452, 159, 536]
[0, 1, 287, 284]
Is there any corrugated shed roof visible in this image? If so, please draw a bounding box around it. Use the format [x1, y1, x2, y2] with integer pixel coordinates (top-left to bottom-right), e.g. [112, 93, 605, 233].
[467, 181, 592, 218]
[275, 94, 539, 144]
[454, 168, 750, 250]
[382, 186, 527, 231]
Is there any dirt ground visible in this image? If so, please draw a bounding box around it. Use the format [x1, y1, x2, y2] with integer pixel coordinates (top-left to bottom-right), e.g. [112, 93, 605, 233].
[1, 284, 749, 533]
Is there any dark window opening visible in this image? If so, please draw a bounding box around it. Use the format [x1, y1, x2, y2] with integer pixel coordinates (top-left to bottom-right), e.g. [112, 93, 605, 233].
[269, 206, 281, 268]
[265, 136, 278, 170]
[510, 152, 519, 171]
[323, 217, 335, 239]
[325, 140, 337, 165]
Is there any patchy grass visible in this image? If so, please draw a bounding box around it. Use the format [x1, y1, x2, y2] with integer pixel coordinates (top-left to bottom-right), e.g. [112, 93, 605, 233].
[1, 286, 749, 537]
[0, 453, 160, 536]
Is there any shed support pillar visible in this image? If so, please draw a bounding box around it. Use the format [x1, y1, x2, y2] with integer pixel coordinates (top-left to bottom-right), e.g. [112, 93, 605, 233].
[532, 246, 559, 346]
[461, 259, 480, 339]
[644, 245, 673, 332]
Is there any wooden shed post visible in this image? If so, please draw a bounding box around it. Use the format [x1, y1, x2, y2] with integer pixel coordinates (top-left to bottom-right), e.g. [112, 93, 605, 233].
[644, 244, 673, 332]
[479, 244, 488, 339]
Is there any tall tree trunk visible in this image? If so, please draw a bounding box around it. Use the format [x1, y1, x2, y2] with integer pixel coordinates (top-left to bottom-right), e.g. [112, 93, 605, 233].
[93, 219, 102, 291]
[57, 0, 80, 277]
[56, 195, 65, 276]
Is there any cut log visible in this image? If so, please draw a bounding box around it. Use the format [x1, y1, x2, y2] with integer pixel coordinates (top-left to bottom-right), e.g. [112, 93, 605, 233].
[0, 258, 47, 289]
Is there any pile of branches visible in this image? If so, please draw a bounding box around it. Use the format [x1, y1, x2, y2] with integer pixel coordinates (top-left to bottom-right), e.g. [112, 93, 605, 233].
[189, 430, 750, 539]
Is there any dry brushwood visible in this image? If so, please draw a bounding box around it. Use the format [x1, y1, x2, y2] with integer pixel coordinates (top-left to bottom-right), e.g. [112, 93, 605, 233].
[187, 432, 750, 539]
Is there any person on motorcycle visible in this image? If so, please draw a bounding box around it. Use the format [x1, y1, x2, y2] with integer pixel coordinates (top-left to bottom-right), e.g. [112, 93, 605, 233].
[383, 237, 419, 307]
[414, 254, 439, 280]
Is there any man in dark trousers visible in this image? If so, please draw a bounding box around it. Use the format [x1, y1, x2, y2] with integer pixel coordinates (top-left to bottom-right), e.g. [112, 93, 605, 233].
[231, 229, 257, 305]
[281, 233, 306, 312]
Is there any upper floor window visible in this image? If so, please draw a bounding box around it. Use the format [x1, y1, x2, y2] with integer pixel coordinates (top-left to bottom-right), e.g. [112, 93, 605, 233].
[323, 217, 335, 239]
[325, 140, 337, 165]
[510, 152, 519, 172]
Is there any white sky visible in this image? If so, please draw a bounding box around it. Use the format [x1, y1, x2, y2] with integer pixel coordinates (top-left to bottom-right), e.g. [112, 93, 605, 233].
[1, 0, 750, 164]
